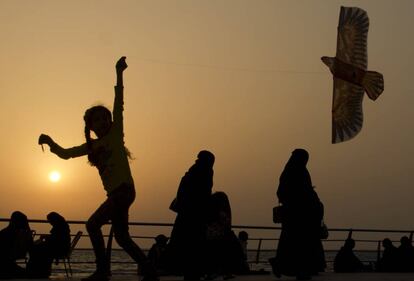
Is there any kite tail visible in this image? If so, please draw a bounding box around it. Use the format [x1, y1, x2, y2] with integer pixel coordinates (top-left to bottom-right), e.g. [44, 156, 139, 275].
[362, 71, 384, 101]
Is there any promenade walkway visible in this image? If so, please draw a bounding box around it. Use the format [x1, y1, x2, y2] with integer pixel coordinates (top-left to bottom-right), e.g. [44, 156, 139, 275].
[3, 273, 414, 281]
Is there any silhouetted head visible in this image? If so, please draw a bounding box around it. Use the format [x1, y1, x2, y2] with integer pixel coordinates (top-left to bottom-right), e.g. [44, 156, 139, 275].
[196, 150, 215, 168]
[154, 234, 168, 246]
[84, 105, 112, 139]
[83, 106, 113, 166]
[382, 238, 393, 248]
[238, 231, 249, 241]
[9, 211, 29, 230]
[400, 236, 411, 247]
[289, 148, 309, 167]
[344, 238, 355, 249]
[47, 212, 67, 228]
[211, 191, 231, 212]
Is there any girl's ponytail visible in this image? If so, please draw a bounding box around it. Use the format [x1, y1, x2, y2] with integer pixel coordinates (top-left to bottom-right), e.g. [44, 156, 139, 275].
[84, 125, 97, 166]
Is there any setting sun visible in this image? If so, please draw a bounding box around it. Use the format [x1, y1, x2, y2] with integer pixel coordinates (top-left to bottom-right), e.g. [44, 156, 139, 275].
[49, 171, 61, 183]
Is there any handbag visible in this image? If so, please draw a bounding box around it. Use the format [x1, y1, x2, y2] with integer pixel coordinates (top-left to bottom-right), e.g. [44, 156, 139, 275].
[272, 205, 284, 224]
[320, 220, 329, 239]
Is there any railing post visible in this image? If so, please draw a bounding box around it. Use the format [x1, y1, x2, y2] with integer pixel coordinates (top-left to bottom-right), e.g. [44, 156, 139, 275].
[106, 225, 114, 273]
[256, 239, 262, 264]
[376, 240, 381, 268]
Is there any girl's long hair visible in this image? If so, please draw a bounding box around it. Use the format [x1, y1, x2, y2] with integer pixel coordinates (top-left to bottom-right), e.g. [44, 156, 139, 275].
[83, 105, 132, 167]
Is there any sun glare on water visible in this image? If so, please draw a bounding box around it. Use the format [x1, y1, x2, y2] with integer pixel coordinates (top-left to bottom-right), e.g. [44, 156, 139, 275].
[49, 171, 61, 183]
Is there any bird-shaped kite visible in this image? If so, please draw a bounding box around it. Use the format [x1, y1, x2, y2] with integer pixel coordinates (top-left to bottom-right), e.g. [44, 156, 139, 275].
[321, 6, 384, 143]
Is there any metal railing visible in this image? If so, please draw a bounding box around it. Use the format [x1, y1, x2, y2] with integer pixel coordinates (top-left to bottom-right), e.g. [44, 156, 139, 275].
[1, 218, 414, 272]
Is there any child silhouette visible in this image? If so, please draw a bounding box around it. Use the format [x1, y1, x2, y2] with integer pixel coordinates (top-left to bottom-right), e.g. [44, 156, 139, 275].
[38, 57, 158, 281]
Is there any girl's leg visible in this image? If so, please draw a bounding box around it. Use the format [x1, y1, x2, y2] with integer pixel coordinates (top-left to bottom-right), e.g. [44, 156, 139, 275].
[111, 185, 158, 280]
[85, 199, 113, 274]
[113, 229, 158, 281]
[113, 224, 147, 263]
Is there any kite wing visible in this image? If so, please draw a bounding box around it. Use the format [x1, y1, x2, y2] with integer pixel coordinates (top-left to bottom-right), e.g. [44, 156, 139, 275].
[336, 6, 369, 70]
[332, 78, 364, 143]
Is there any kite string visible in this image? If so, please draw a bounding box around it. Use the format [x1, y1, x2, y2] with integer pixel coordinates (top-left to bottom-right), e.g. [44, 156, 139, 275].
[128, 56, 326, 75]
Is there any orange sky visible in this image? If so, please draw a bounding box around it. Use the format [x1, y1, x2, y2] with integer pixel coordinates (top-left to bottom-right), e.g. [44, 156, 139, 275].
[1, 0, 414, 242]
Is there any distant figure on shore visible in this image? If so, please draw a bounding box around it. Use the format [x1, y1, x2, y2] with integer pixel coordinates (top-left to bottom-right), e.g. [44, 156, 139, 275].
[334, 238, 364, 273]
[147, 234, 168, 275]
[270, 149, 326, 280]
[0, 211, 33, 279]
[38, 57, 158, 281]
[27, 212, 71, 278]
[377, 238, 398, 272]
[397, 236, 414, 272]
[167, 150, 215, 280]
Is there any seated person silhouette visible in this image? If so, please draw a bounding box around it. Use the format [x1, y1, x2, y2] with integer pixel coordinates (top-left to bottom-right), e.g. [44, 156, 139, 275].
[334, 238, 364, 273]
[397, 236, 414, 272]
[148, 234, 169, 275]
[235, 231, 250, 274]
[377, 238, 398, 272]
[27, 212, 71, 278]
[0, 211, 33, 279]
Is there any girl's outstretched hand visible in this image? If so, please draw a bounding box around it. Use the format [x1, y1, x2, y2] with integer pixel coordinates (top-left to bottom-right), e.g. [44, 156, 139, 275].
[38, 134, 53, 146]
[116, 56, 128, 73]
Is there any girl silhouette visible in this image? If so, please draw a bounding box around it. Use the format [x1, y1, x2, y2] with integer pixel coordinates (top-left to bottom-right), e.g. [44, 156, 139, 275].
[38, 57, 157, 281]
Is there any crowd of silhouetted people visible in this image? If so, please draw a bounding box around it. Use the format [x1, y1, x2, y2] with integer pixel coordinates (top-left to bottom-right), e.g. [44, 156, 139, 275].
[333, 236, 414, 273]
[0, 151, 251, 280]
[2, 149, 414, 280]
[0, 211, 70, 279]
[378, 236, 414, 272]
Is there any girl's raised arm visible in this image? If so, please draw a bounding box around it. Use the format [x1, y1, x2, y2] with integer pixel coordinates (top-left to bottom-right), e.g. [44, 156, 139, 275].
[112, 56, 128, 132]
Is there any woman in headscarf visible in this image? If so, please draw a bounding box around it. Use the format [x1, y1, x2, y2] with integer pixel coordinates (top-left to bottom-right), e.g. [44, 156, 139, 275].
[271, 149, 325, 280]
[167, 150, 215, 280]
[166, 150, 215, 280]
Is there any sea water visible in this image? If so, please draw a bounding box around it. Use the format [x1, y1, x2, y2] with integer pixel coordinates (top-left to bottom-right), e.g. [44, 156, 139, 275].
[52, 249, 378, 277]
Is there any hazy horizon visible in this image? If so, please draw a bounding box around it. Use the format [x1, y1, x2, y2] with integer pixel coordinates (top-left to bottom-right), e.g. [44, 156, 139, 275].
[1, 0, 414, 238]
